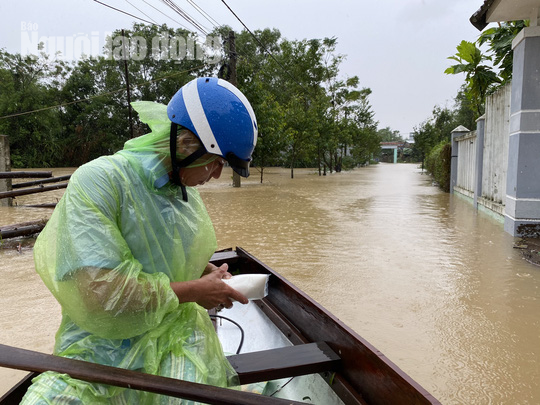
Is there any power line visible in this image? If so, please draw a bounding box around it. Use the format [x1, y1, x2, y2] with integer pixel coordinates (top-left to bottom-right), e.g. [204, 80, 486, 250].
[94, 0, 213, 35]
[91, 0, 156, 25]
[184, 0, 220, 29]
[159, 0, 210, 35]
[124, 0, 159, 24]
[139, 0, 191, 30]
[0, 64, 207, 121]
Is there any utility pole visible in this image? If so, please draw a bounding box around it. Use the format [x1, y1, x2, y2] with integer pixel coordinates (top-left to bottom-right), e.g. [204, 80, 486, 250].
[228, 30, 241, 188]
[122, 29, 134, 138]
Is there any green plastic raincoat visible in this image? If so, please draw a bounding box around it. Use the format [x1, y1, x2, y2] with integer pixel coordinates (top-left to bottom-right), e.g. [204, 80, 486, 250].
[22, 102, 238, 405]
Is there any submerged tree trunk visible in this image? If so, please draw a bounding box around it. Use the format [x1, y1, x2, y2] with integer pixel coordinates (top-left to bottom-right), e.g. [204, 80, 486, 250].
[290, 147, 296, 179]
[318, 146, 322, 176]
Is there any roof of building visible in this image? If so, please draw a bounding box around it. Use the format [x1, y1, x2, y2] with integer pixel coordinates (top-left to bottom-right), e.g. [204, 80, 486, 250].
[470, 0, 540, 31]
[470, 0, 495, 31]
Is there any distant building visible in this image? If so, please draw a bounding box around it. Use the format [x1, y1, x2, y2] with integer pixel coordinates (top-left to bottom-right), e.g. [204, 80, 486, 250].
[402, 132, 415, 143]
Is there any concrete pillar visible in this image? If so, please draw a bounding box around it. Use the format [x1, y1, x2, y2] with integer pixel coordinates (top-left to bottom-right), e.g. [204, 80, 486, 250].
[0, 135, 12, 207]
[393, 148, 397, 163]
[450, 126, 470, 194]
[473, 115, 486, 209]
[504, 27, 540, 237]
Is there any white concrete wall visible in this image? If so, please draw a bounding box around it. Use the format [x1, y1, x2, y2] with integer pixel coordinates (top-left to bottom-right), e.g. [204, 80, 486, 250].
[453, 83, 511, 217]
[456, 131, 477, 198]
[482, 83, 511, 206]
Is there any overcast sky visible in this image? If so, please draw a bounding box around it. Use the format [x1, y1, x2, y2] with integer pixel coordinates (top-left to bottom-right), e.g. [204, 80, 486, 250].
[0, 0, 486, 135]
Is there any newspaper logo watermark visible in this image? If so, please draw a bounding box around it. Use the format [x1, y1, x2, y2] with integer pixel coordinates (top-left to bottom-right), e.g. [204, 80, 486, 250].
[20, 22, 222, 63]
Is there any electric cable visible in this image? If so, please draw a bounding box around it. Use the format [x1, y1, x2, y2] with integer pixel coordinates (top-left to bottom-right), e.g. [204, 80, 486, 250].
[184, 0, 220, 29]
[139, 0, 191, 30]
[159, 0, 210, 35]
[91, 0, 156, 25]
[124, 0, 159, 25]
[209, 314, 245, 354]
[269, 376, 295, 397]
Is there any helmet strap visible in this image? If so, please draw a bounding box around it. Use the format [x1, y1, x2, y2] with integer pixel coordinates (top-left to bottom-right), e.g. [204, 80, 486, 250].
[169, 122, 208, 202]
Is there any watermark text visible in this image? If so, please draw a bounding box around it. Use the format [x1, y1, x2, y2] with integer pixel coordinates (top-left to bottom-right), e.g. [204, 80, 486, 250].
[20, 22, 222, 63]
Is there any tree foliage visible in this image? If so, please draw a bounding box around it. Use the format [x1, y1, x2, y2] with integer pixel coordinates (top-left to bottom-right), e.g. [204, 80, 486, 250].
[377, 127, 402, 142]
[0, 23, 380, 175]
[477, 21, 528, 84]
[0, 49, 69, 167]
[444, 40, 500, 118]
[412, 105, 460, 168]
[444, 21, 527, 120]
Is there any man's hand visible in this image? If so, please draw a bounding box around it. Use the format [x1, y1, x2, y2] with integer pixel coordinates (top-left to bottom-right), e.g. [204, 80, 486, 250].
[202, 262, 232, 278]
[170, 265, 248, 310]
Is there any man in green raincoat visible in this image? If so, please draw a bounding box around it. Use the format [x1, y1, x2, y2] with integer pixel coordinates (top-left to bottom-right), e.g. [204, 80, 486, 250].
[21, 77, 258, 404]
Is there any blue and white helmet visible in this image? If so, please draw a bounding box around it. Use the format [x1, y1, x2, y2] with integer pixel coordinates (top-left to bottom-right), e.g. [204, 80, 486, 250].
[167, 77, 258, 177]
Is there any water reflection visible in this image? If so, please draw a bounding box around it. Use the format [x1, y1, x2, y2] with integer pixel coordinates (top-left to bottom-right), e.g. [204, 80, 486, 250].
[1, 164, 539, 404]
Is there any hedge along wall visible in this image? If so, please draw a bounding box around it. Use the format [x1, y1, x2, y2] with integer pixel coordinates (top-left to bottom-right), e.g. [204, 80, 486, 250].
[425, 141, 451, 192]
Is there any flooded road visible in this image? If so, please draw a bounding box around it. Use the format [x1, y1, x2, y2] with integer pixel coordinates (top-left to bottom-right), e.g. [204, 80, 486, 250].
[1, 163, 539, 404]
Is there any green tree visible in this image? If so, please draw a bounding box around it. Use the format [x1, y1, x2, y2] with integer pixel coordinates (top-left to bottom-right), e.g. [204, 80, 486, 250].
[0, 49, 69, 167]
[60, 56, 129, 165]
[377, 127, 403, 142]
[412, 106, 457, 168]
[444, 40, 500, 118]
[233, 28, 288, 182]
[272, 37, 330, 178]
[104, 23, 214, 103]
[477, 21, 528, 84]
[452, 85, 476, 131]
[349, 95, 379, 166]
[325, 75, 373, 174]
[59, 23, 215, 166]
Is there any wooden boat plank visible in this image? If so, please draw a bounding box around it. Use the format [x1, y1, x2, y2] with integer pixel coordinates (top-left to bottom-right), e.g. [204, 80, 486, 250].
[210, 250, 240, 265]
[228, 341, 341, 385]
[0, 344, 307, 405]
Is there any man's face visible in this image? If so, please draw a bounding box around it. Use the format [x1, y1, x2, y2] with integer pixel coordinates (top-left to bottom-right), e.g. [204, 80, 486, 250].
[179, 156, 226, 186]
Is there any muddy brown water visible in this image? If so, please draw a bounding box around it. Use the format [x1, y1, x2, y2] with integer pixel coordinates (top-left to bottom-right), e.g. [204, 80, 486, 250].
[1, 164, 539, 404]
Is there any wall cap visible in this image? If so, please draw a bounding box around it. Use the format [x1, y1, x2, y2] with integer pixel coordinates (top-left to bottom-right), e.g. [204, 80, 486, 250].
[452, 125, 470, 133]
[512, 26, 540, 49]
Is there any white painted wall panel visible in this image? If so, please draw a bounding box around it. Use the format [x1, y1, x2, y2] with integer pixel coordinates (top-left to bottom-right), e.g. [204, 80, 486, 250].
[482, 83, 511, 205]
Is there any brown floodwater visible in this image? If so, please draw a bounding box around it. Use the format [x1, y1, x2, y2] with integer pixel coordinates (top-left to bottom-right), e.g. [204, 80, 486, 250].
[1, 164, 539, 404]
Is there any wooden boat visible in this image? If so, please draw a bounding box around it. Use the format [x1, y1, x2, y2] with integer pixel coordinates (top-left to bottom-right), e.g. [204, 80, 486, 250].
[0, 247, 440, 404]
